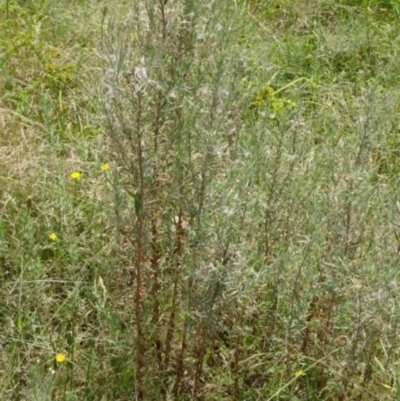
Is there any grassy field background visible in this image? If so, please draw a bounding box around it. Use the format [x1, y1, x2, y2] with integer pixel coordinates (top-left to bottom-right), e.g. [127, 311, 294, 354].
[2, 0, 400, 400]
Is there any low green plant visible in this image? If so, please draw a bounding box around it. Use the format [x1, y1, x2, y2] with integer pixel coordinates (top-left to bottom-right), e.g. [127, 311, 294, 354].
[3, 0, 400, 400]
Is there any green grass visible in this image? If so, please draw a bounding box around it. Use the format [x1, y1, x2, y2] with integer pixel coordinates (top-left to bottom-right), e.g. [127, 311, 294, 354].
[2, 0, 400, 400]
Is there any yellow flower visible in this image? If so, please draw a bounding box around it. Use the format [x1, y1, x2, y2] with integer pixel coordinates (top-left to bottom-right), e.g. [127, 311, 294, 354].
[48, 233, 57, 241]
[70, 171, 81, 180]
[294, 370, 303, 378]
[55, 353, 67, 364]
[100, 163, 110, 172]
[382, 383, 392, 390]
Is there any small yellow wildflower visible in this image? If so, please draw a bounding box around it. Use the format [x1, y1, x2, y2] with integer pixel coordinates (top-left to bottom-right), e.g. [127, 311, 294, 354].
[55, 353, 67, 364]
[382, 383, 392, 390]
[70, 171, 81, 180]
[48, 233, 57, 241]
[100, 163, 110, 172]
[294, 370, 304, 378]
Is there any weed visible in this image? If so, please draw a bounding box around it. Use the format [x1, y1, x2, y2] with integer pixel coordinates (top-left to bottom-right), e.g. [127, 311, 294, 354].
[2, 0, 400, 400]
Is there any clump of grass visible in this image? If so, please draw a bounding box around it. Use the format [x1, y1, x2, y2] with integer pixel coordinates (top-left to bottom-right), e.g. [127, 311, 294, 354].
[3, 0, 400, 400]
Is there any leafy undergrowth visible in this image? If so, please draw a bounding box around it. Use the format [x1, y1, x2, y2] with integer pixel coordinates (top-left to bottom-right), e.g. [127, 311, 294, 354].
[2, 1, 400, 400]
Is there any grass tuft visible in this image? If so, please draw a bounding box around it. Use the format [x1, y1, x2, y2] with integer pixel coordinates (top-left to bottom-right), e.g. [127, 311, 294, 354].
[2, 0, 400, 400]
